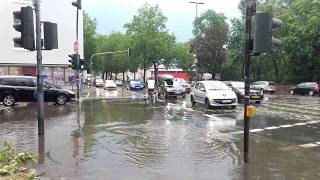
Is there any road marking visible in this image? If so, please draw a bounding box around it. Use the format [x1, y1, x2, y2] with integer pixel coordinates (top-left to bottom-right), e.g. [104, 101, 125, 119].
[293, 122, 307, 126]
[264, 126, 280, 130]
[230, 131, 243, 135]
[306, 121, 320, 124]
[250, 129, 264, 133]
[184, 108, 195, 112]
[279, 124, 294, 128]
[202, 114, 223, 121]
[298, 143, 319, 148]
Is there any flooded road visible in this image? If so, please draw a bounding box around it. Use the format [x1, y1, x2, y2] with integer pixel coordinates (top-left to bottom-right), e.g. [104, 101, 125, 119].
[0, 92, 320, 179]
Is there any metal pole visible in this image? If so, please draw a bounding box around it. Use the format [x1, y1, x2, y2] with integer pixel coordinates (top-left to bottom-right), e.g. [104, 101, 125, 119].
[76, 7, 80, 99]
[34, 0, 44, 136]
[244, 0, 256, 163]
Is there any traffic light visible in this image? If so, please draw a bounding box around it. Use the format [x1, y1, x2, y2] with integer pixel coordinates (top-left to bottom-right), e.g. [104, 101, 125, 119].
[252, 12, 282, 55]
[68, 54, 79, 70]
[72, 0, 82, 9]
[43, 22, 58, 50]
[79, 59, 85, 70]
[13, 6, 35, 51]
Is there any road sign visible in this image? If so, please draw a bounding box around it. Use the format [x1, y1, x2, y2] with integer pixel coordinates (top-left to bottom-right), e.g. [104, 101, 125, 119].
[73, 41, 79, 53]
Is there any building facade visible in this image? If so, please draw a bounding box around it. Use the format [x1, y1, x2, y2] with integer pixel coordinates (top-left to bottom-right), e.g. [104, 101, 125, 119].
[0, 0, 83, 85]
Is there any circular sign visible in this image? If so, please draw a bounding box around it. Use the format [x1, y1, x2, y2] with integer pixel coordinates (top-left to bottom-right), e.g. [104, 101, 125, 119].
[73, 41, 79, 53]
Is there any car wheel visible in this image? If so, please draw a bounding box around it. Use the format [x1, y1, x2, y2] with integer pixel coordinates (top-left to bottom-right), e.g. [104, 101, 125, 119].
[205, 98, 211, 109]
[2, 94, 16, 106]
[255, 101, 261, 104]
[289, 89, 294, 95]
[270, 91, 275, 94]
[56, 94, 68, 105]
[191, 95, 196, 106]
[231, 105, 237, 109]
[309, 90, 314, 96]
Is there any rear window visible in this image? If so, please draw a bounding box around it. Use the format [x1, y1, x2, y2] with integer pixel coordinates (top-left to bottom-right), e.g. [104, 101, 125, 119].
[268, 82, 276, 86]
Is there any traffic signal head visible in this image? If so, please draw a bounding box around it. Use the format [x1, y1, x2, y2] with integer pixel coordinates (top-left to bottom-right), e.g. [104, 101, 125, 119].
[43, 22, 58, 50]
[252, 12, 282, 55]
[13, 6, 35, 51]
[68, 54, 79, 70]
[72, 0, 82, 9]
[79, 59, 85, 70]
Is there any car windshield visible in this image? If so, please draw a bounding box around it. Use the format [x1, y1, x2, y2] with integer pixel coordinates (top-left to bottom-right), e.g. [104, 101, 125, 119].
[131, 81, 141, 85]
[164, 79, 174, 86]
[231, 82, 244, 89]
[205, 82, 229, 90]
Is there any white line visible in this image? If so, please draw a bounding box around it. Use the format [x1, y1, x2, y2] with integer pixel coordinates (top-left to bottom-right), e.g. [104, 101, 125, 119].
[293, 123, 307, 126]
[250, 129, 264, 133]
[316, 142, 320, 145]
[264, 126, 280, 130]
[184, 108, 195, 112]
[230, 131, 243, 135]
[279, 124, 294, 128]
[202, 114, 223, 121]
[298, 143, 319, 148]
[306, 121, 320, 124]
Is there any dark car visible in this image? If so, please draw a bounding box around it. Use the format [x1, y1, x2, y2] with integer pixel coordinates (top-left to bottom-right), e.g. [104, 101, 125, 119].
[158, 78, 186, 98]
[224, 81, 264, 104]
[289, 82, 319, 96]
[0, 76, 75, 106]
[127, 80, 144, 91]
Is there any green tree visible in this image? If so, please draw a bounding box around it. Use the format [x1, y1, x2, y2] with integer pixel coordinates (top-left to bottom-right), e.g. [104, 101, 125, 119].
[192, 10, 229, 77]
[83, 11, 97, 73]
[124, 4, 175, 83]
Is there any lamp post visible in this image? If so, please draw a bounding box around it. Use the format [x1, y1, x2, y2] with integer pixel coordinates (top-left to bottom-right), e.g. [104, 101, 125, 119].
[189, 1, 204, 79]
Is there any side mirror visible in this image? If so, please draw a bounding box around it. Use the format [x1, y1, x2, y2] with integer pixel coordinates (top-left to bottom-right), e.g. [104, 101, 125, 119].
[200, 87, 206, 92]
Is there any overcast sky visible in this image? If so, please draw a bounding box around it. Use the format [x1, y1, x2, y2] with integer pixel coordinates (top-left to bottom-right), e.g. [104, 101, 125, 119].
[84, 0, 241, 42]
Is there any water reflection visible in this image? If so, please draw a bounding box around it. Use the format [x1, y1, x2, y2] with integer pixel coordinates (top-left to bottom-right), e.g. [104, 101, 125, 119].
[1, 99, 320, 179]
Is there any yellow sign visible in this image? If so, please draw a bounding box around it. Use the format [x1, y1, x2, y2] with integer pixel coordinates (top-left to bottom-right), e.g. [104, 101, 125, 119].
[247, 105, 256, 118]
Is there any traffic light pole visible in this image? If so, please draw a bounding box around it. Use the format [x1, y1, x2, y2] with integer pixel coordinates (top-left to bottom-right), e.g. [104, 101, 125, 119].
[76, 6, 80, 99]
[244, 0, 256, 163]
[34, 0, 44, 135]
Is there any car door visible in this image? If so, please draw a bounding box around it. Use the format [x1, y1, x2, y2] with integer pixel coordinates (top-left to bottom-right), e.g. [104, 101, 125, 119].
[193, 82, 200, 102]
[295, 83, 304, 94]
[44, 81, 59, 102]
[198, 83, 207, 103]
[10, 78, 35, 102]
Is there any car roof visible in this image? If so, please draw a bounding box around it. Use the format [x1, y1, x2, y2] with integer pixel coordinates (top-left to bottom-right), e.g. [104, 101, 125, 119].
[0, 75, 36, 79]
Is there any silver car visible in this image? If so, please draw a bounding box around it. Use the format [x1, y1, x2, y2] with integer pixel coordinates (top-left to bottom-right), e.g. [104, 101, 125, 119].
[251, 81, 277, 93]
[190, 81, 238, 109]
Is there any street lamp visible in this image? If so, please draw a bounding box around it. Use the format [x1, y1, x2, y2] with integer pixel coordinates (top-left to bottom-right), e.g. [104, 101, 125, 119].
[189, 1, 204, 79]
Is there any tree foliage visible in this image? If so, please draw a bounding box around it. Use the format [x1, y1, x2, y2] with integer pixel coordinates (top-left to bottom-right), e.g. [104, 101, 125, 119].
[192, 10, 229, 76]
[83, 11, 97, 71]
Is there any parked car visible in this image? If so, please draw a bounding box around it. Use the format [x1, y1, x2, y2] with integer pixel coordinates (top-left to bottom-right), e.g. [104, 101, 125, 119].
[251, 81, 277, 93]
[104, 80, 117, 90]
[127, 80, 144, 91]
[224, 81, 263, 104]
[94, 78, 104, 88]
[0, 76, 75, 106]
[173, 78, 191, 93]
[158, 78, 186, 98]
[289, 82, 319, 96]
[190, 81, 238, 109]
[115, 80, 123, 86]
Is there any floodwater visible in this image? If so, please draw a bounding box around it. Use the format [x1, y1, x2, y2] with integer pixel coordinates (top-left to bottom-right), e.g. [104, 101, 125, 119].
[0, 97, 320, 179]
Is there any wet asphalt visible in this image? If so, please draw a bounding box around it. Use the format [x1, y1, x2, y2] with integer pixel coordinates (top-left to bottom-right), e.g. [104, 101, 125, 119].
[0, 88, 320, 179]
